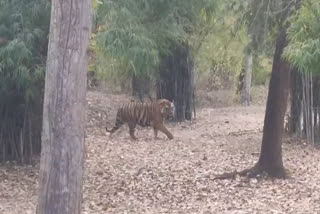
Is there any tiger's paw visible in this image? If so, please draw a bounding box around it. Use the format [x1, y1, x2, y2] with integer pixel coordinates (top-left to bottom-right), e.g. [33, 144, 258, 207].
[106, 132, 113, 139]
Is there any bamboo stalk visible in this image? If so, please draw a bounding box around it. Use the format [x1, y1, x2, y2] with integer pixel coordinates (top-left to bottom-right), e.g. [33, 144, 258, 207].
[310, 73, 315, 145]
[29, 116, 33, 164]
[1, 129, 5, 162]
[11, 128, 19, 162]
[20, 129, 24, 164]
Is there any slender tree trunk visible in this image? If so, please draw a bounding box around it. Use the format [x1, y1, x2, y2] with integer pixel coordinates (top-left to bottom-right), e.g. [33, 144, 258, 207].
[29, 116, 33, 164]
[37, 0, 92, 213]
[301, 72, 314, 144]
[254, 30, 290, 178]
[289, 69, 320, 144]
[289, 68, 302, 135]
[237, 70, 245, 95]
[241, 51, 253, 106]
[313, 77, 320, 143]
[185, 59, 194, 120]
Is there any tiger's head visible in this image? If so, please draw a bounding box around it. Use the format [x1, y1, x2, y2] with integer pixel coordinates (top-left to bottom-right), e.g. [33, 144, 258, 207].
[157, 99, 175, 119]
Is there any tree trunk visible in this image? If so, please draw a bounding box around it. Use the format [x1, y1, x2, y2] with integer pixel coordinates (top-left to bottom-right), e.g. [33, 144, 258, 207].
[301, 72, 315, 144]
[37, 0, 92, 213]
[237, 70, 245, 95]
[289, 68, 303, 135]
[241, 51, 253, 106]
[156, 43, 194, 121]
[313, 77, 320, 143]
[254, 30, 290, 178]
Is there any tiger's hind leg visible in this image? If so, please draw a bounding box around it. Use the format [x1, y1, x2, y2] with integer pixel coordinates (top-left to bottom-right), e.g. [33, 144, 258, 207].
[128, 121, 137, 140]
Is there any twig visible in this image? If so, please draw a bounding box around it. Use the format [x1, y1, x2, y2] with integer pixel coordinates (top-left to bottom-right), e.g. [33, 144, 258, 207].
[209, 129, 262, 138]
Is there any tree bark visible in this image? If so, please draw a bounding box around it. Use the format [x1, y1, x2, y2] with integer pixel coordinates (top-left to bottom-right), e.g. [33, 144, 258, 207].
[241, 51, 253, 106]
[254, 30, 290, 177]
[37, 0, 92, 213]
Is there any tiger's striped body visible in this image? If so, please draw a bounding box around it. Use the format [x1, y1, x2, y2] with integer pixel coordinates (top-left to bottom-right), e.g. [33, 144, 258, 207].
[106, 99, 175, 140]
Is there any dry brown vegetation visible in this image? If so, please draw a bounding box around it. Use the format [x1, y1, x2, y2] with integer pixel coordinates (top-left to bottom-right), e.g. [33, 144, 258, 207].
[0, 90, 320, 213]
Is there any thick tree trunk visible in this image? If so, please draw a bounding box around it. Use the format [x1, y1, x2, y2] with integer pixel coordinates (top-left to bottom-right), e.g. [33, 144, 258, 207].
[241, 51, 253, 106]
[37, 0, 92, 213]
[156, 44, 194, 121]
[255, 30, 290, 178]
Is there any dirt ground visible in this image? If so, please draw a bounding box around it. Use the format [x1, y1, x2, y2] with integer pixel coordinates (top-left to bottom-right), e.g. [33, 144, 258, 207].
[1, 90, 320, 214]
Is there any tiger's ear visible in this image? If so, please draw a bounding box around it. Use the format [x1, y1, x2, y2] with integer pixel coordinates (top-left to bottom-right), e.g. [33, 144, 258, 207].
[158, 99, 167, 106]
[158, 100, 167, 114]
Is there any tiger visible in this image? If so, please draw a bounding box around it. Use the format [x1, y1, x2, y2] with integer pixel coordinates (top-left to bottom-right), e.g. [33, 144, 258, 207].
[106, 99, 175, 140]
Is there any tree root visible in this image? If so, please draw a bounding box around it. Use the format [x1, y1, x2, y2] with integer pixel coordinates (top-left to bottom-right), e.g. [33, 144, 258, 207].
[214, 164, 289, 180]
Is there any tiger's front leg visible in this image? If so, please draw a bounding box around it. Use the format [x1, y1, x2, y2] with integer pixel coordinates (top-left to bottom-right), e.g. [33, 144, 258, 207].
[128, 122, 137, 140]
[155, 124, 173, 140]
[153, 128, 159, 140]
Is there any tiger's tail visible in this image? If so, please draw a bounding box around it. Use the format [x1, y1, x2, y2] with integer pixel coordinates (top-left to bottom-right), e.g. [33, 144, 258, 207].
[106, 110, 124, 133]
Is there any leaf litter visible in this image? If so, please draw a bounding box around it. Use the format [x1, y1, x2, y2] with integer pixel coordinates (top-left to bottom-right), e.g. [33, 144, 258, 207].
[0, 91, 320, 213]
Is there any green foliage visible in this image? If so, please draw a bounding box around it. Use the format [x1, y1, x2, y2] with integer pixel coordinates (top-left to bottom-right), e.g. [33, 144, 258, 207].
[252, 55, 272, 85]
[91, 0, 273, 90]
[194, 1, 250, 90]
[0, 0, 50, 161]
[195, 23, 246, 89]
[0, 0, 50, 104]
[284, 0, 320, 74]
[230, 0, 298, 55]
[220, 0, 296, 87]
[94, 0, 217, 81]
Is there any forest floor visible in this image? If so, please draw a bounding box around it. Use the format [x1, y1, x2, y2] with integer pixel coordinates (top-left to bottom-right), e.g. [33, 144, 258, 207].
[1, 90, 320, 214]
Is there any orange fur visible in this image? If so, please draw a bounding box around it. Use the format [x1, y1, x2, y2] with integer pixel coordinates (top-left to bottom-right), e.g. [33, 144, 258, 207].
[106, 99, 175, 140]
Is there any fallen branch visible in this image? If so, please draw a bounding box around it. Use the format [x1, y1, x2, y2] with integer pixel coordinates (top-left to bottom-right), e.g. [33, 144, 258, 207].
[208, 129, 262, 138]
[227, 129, 262, 136]
[214, 168, 253, 180]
